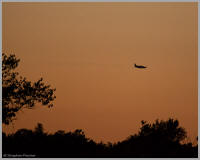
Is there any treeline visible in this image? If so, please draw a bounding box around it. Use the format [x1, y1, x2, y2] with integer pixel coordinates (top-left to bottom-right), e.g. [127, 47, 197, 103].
[2, 118, 198, 158]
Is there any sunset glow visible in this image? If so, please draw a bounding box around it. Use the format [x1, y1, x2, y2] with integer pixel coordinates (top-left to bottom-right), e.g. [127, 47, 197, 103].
[3, 2, 198, 143]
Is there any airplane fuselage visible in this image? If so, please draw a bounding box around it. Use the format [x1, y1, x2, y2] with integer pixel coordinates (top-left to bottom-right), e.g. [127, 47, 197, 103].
[134, 64, 147, 69]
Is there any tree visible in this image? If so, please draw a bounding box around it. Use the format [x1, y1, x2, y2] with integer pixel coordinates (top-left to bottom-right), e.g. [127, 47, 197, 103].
[34, 123, 45, 135]
[2, 119, 197, 158]
[2, 53, 56, 125]
[138, 118, 186, 143]
[112, 118, 188, 157]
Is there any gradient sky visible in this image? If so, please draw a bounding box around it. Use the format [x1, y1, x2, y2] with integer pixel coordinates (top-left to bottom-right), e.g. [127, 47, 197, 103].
[3, 2, 198, 143]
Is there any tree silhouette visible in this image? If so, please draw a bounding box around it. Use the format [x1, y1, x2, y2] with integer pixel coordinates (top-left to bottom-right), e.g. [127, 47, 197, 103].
[2, 118, 198, 158]
[2, 53, 56, 125]
[111, 118, 194, 158]
[34, 123, 44, 133]
[138, 118, 186, 142]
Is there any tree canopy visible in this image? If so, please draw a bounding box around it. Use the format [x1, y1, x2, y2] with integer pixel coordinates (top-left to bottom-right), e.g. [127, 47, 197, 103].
[2, 53, 56, 125]
[2, 119, 198, 158]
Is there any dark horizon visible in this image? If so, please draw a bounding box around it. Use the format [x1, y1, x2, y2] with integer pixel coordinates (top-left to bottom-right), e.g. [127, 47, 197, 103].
[2, 118, 198, 158]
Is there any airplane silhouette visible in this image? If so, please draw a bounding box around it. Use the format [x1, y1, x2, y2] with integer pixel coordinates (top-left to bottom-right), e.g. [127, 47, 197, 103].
[134, 63, 147, 69]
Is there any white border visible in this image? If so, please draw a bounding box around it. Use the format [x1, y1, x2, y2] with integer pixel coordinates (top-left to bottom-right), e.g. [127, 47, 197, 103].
[0, 0, 199, 160]
[1, 0, 199, 2]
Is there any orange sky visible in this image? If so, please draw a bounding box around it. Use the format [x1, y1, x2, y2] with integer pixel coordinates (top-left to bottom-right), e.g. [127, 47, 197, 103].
[2, 2, 198, 143]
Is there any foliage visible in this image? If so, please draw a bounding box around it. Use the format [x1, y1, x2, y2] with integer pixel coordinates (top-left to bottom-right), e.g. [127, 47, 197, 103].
[138, 118, 186, 142]
[112, 118, 190, 157]
[2, 119, 198, 158]
[2, 53, 56, 125]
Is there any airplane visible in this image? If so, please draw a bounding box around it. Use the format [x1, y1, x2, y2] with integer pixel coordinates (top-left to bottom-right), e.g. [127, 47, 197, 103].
[134, 63, 147, 69]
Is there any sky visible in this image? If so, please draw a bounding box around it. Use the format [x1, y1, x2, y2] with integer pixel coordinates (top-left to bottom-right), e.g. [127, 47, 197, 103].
[2, 2, 198, 143]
